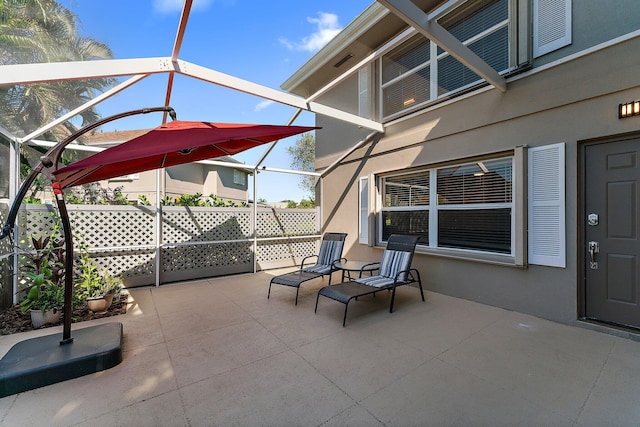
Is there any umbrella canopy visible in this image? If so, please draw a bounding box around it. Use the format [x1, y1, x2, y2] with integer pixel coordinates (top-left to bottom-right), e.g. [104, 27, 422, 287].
[53, 120, 318, 188]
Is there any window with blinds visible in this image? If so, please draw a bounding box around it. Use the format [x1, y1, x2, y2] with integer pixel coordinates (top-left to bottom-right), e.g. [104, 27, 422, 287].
[381, 172, 430, 244]
[437, 158, 513, 253]
[381, 0, 511, 119]
[380, 156, 513, 255]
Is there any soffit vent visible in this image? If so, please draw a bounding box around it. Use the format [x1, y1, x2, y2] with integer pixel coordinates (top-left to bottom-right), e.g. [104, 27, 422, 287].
[333, 53, 354, 68]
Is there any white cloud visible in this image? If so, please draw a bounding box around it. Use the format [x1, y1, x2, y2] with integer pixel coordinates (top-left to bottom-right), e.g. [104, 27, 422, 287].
[280, 12, 342, 52]
[154, 0, 213, 14]
[254, 100, 274, 112]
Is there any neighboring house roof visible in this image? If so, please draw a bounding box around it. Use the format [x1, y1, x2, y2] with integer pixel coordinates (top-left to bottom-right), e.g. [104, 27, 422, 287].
[84, 129, 150, 146]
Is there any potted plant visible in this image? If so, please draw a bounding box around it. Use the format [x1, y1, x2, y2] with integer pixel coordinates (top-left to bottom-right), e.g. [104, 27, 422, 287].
[19, 235, 66, 328]
[20, 277, 65, 328]
[75, 250, 123, 314]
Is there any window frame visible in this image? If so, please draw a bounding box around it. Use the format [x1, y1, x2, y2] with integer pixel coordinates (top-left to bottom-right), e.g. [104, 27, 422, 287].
[379, 0, 517, 121]
[376, 153, 518, 262]
[233, 169, 246, 186]
[358, 176, 370, 244]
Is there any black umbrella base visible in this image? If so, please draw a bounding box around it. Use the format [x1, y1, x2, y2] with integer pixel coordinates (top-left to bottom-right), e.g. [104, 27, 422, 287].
[0, 322, 123, 398]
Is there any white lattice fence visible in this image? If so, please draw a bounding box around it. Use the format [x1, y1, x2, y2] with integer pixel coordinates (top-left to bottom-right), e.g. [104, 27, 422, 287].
[256, 237, 319, 270]
[255, 207, 320, 269]
[69, 205, 155, 248]
[17, 204, 60, 244]
[256, 208, 319, 237]
[163, 207, 252, 243]
[9, 204, 320, 293]
[161, 207, 254, 282]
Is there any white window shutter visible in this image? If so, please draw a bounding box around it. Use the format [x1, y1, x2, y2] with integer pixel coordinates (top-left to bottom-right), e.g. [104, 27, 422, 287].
[358, 66, 371, 119]
[533, 0, 572, 58]
[359, 176, 369, 244]
[528, 143, 565, 267]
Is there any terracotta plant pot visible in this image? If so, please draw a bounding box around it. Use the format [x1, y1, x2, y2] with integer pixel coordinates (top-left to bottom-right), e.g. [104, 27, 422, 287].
[30, 308, 62, 328]
[87, 294, 114, 314]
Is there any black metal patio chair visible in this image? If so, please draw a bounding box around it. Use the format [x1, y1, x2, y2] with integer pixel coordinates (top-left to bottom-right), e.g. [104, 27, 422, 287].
[268, 232, 347, 305]
[315, 234, 424, 326]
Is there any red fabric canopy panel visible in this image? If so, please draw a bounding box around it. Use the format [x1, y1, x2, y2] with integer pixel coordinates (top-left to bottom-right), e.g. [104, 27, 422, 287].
[53, 120, 318, 188]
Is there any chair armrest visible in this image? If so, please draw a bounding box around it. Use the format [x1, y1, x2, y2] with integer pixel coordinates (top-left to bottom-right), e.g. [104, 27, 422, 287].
[360, 262, 380, 274]
[331, 257, 348, 269]
[392, 268, 414, 285]
[300, 254, 319, 269]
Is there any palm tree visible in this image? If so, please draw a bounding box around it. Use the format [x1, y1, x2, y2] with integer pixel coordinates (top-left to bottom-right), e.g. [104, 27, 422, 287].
[0, 0, 116, 139]
[0, 0, 117, 198]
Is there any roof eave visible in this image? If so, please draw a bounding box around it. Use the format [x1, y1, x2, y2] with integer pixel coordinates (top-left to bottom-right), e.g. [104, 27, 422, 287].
[281, 3, 390, 94]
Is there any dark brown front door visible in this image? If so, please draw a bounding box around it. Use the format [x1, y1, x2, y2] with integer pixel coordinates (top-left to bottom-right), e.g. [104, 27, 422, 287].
[584, 136, 640, 329]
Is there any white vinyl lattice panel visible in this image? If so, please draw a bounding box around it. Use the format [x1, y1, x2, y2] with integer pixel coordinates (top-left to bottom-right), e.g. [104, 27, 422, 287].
[256, 238, 318, 266]
[163, 207, 252, 244]
[93, 249, 156, 280]
[14, 204, 319, 291]
[68, 205, 155, 248]
[256, 208, 319, 237]
[18, 205, 60, 246]
[162, 242, 253, 273]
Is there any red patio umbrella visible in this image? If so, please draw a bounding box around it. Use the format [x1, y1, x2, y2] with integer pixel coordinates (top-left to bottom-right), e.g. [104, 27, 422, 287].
[0, 107, 321, 395]
[2, 106, 318, 347]
[54, 120, 318, 188]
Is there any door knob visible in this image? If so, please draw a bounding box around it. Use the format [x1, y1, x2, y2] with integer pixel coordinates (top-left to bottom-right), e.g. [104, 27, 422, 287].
[588, 241, 599, 269]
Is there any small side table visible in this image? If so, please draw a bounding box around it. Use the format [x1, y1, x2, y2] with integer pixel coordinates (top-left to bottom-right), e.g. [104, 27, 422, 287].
[334, 260, 379, 282]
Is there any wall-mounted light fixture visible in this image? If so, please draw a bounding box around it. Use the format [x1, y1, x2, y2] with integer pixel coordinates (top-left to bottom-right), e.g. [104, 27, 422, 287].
[619, 100, 640, 118]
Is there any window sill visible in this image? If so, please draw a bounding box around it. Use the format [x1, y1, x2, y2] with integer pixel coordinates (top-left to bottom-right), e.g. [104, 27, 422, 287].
[414, 245, 525, 268]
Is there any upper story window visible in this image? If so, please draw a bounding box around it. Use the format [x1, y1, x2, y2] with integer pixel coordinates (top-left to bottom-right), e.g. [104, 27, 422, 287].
[380, 0, 511, 120]
[233, 169, 246, 186]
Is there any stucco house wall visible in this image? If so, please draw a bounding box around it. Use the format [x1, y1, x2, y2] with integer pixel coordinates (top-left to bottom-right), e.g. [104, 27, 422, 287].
[288, 1, 640, 325]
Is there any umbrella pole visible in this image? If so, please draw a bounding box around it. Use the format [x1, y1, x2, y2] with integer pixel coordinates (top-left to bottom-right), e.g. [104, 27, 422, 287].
[51, 181, 75, 344]
[0, 106, 177, 345]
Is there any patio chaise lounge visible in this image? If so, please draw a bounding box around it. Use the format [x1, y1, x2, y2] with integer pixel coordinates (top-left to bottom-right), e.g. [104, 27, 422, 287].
[315, 234, 424, 326]
[268, 232, 347, 305]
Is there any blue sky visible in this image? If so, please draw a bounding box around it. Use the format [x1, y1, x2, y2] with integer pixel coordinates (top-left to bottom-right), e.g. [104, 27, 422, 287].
[58, 0, 372, 202]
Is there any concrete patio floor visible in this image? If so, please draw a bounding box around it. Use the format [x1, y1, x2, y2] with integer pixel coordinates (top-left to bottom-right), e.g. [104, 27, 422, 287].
[1, 269, 640, 426]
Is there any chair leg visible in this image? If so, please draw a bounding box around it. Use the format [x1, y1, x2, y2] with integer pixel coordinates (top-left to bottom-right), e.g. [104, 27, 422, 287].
[315, 292, 321, 313]
[295, 287, 300, 305]
[343, 300, 351, 327]
[413, 269, 425, 301]
[268, 281, 272, 299]
[389, 286, 397, 313]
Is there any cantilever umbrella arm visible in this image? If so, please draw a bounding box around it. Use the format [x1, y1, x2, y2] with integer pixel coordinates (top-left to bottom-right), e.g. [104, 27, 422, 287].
[0, 106, 176, 344]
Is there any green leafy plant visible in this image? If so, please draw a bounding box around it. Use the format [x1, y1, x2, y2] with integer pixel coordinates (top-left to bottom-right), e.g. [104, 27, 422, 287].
[23, 196, 42, 204]
[20, 277, 64, 313]
[159, 192, 247, 207]
[66, 184, 133, 205]
[19, 234, 66, 313]
[161, 195, 176, 206]
[138, 195, 151, 206]
[75, 249, 122, 301]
